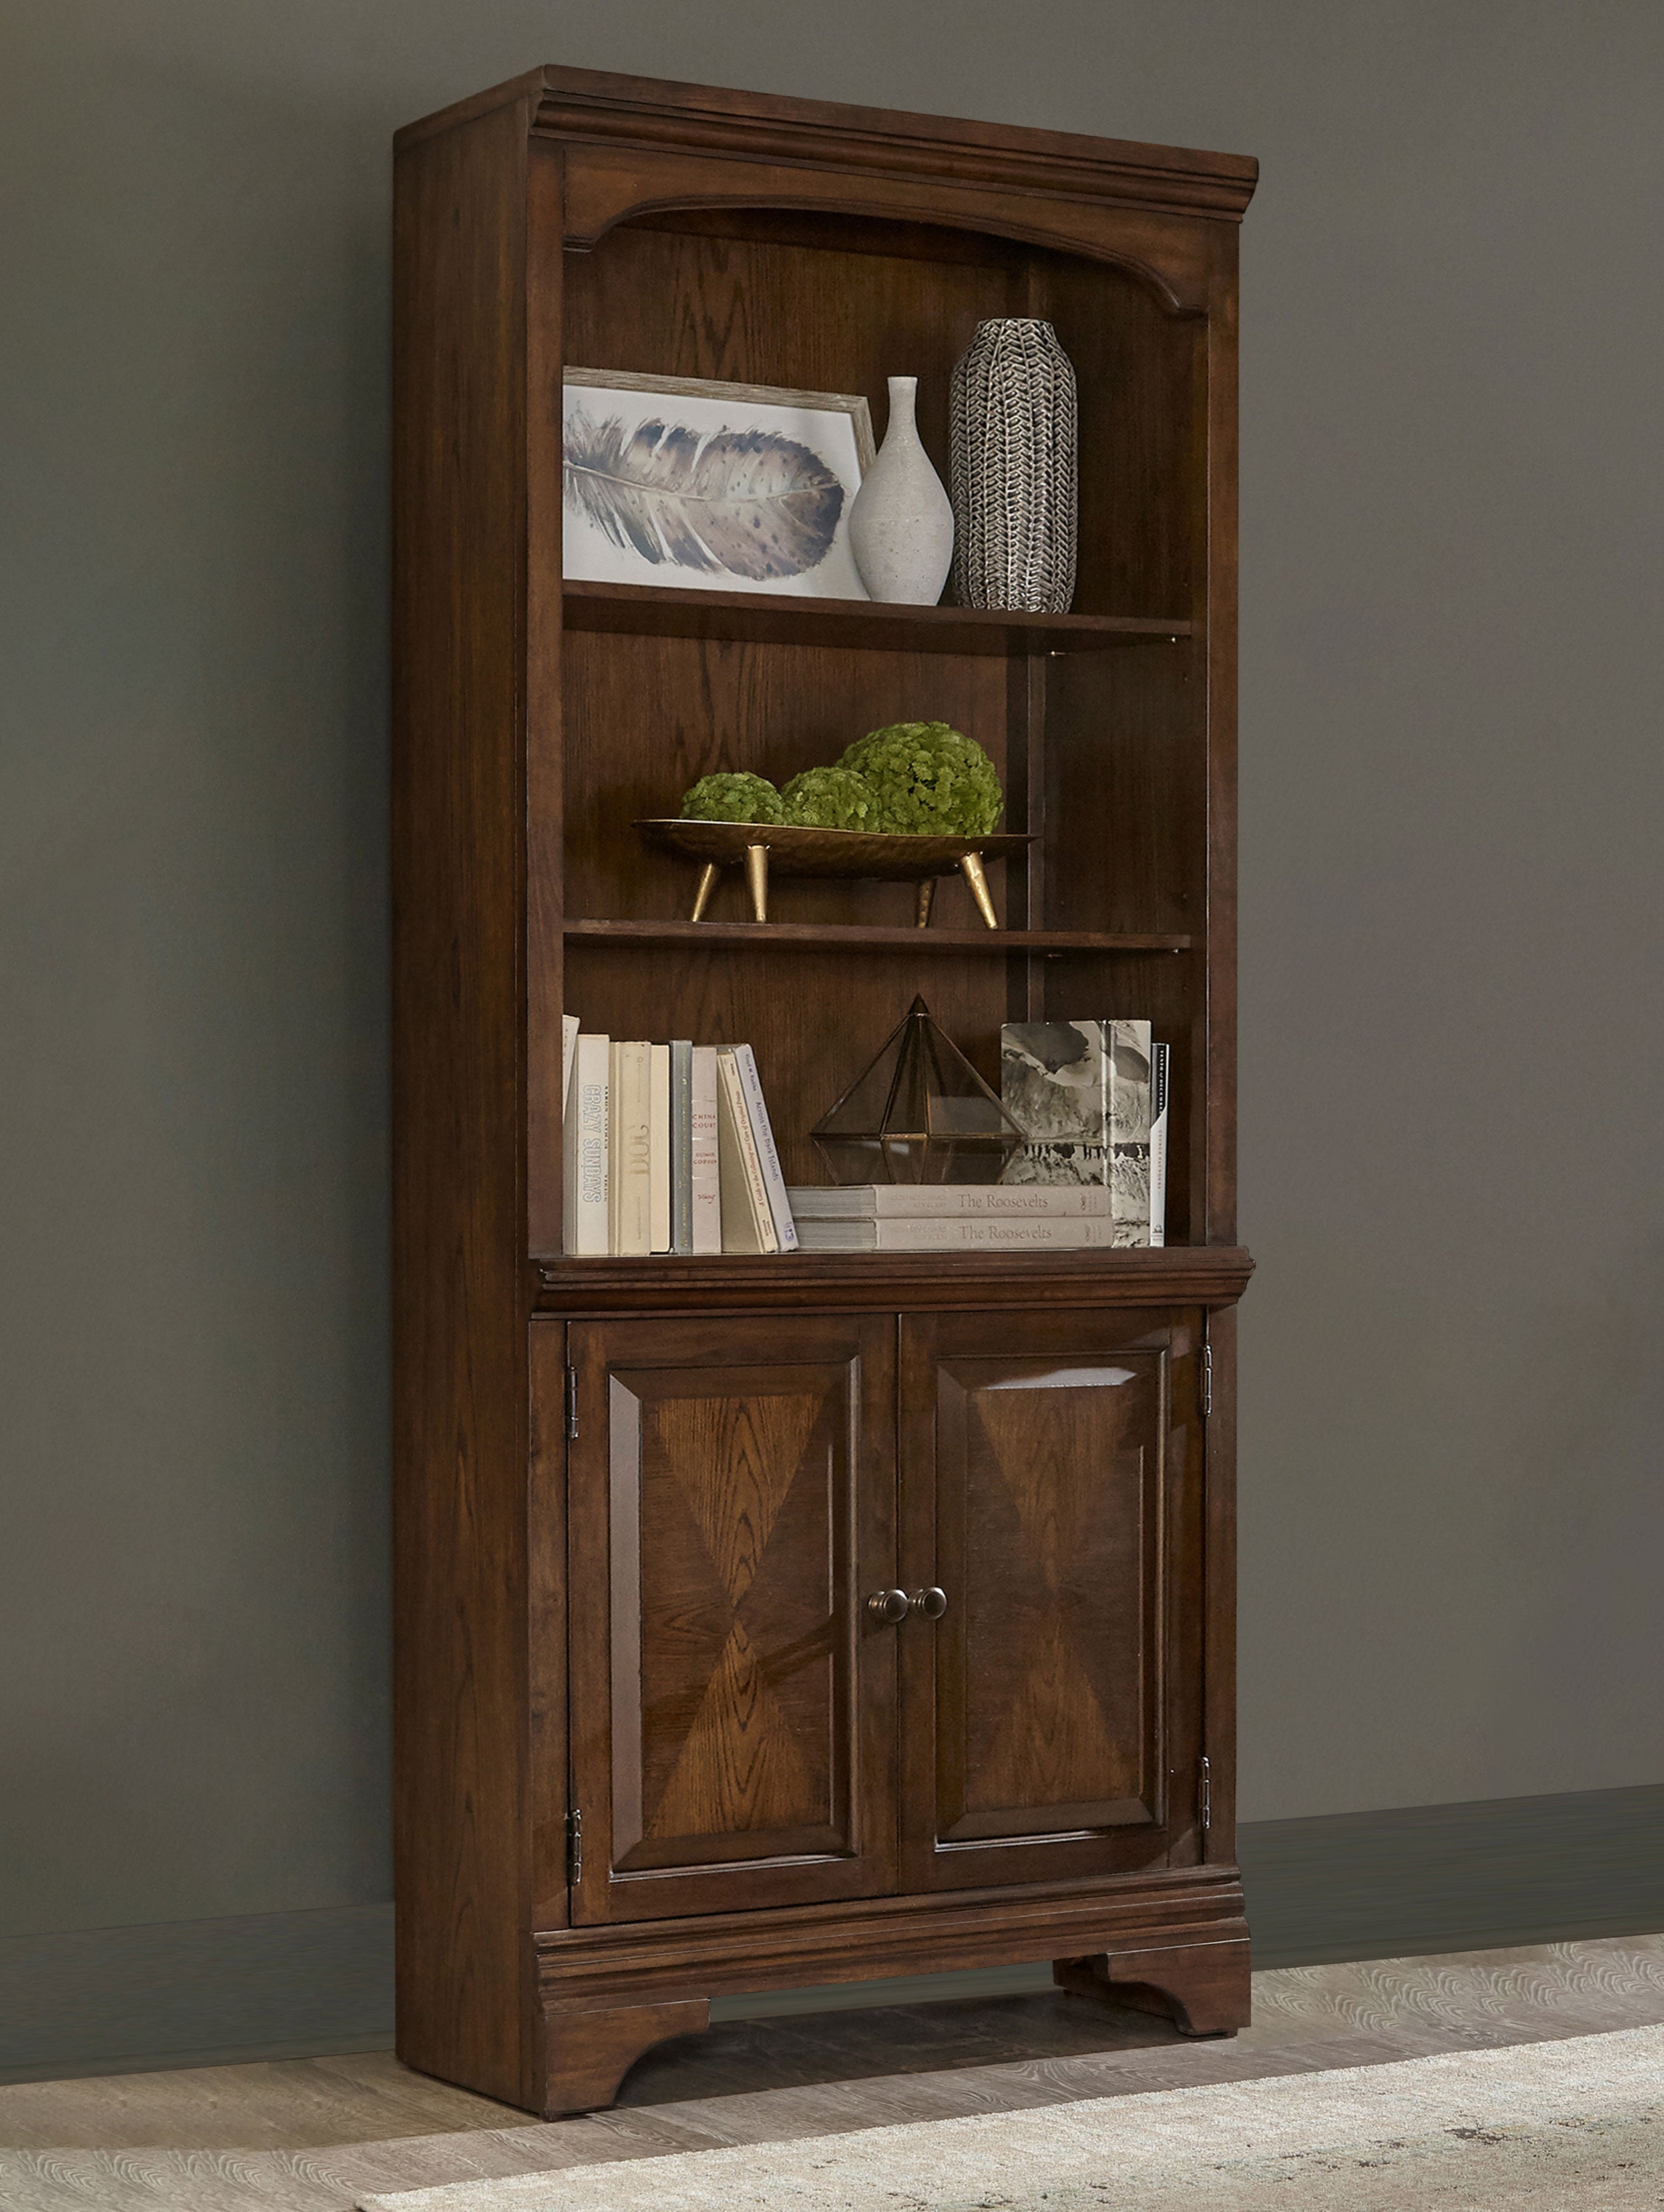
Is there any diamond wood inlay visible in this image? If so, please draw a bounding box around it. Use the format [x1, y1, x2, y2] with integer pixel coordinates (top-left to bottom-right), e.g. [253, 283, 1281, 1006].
[638, 1387, 835, 1844]
[960, 1374, 1153, 1820]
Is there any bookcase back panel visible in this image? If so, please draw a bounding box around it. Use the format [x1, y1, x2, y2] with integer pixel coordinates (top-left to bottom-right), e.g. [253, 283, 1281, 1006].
[1044, 647, 1207, 936]
[562, 940, 1009, 1189]
[561, 632, 1010, 928]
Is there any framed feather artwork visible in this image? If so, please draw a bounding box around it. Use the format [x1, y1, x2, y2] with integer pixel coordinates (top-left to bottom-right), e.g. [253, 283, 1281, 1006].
[562, 369, 876, 598]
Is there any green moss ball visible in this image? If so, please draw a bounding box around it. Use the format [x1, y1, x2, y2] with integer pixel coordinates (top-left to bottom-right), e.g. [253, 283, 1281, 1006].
[838, 721, 1003, 836]
[680, 771, 785, 825]
[780, 766, 881, 831]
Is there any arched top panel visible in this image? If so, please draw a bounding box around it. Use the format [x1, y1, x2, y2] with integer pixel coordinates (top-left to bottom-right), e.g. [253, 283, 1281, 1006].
[571, 192, 1208, 319]
[550, 138, 1227, 319]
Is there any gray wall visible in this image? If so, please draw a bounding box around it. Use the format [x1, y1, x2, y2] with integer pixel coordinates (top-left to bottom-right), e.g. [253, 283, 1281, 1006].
[3, 0, 1661, 1942]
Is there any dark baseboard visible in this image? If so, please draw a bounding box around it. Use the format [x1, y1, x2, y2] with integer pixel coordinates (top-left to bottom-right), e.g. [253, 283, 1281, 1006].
[5, 1784, 1661, 2081]
[1238, 1781, 1664, 1970]
[0, 1905, 393, 2085]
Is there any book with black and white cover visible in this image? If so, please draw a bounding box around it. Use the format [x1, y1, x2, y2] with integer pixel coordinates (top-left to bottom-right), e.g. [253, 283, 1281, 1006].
[716, 1050, 777, 1253]
[689, 1045, 722, 1254]
[608, 1039, 652, 1256]
[670, 1040, 694, 1255]
[1001, 1019, 1153, 1247]
[795, 1215, 1126, 1253]
[562, 1031, 609, 1256]
[648, 1042, 672, 1254]
[733, 1044, 798, 1253]
[562, 1014, 580, 1120]
[1147, 1041, 1169, 1248]
[788, 1183, 1116, 1219]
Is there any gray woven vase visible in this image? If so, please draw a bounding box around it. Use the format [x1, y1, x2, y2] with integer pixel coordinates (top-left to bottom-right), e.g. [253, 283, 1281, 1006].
[949, 318, 1078, 613]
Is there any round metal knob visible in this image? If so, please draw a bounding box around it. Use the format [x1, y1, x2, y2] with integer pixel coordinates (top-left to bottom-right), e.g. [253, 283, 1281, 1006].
[909, 1586, 949, 1620]
[866, 1588, 909, 1624]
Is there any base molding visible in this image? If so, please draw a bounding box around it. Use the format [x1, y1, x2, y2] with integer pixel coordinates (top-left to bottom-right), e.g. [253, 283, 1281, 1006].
[534, 1865, 1247, 2012]
[534, 1868, 1248, 2108]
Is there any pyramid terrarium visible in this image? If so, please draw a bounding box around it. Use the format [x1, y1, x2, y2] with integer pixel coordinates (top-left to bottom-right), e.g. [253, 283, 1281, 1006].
[811, 996, 1026, 1185]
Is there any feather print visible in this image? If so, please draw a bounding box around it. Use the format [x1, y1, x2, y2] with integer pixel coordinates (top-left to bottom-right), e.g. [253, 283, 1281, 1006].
[562, 408, 846, 581]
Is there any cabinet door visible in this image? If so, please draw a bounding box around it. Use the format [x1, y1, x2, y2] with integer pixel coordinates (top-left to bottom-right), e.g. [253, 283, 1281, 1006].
[898, 1308, 1205, 1891]
[566, 1313, 897, 1924]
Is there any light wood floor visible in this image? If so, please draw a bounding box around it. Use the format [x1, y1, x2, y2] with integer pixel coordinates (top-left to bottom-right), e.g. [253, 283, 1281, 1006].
[3, 1936, 1662, 2209]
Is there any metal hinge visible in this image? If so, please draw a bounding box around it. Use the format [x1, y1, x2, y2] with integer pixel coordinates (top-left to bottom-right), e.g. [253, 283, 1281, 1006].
[566, 1806, 582, 1885]
[1200, 1344, 1213, 1418]
[1198, 1756, 1212, 1834]
[565, 1366, 578, 1441]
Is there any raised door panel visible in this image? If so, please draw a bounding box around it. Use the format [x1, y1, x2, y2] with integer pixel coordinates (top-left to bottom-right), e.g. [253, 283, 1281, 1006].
[566, 1313, 896, 1923]
[898, 1307, 1205, 1891]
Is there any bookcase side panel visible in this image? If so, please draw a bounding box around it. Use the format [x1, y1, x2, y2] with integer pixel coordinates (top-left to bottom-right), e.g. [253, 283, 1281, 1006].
[1201, 223, 1241, 1248]
[526, 138, 569, 1257]
[391, 98, 536, 2108]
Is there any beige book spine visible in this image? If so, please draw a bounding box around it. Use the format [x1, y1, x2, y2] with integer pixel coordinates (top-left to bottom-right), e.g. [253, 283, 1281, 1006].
[716, 1051, 776, 1253]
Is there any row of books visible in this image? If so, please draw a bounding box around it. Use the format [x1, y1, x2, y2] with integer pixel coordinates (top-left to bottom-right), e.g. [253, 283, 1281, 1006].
[561, 1019, 799, 1256]
[789, 1021, 1168, 1251]
[561, 1014, 1168, 1258]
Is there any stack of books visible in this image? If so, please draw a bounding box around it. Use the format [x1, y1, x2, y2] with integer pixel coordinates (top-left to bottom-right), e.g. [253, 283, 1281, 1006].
[787, 1017, 1169, 1254]
[562, 1018, 797, 1256]
[787, 1183, 1145, 1251]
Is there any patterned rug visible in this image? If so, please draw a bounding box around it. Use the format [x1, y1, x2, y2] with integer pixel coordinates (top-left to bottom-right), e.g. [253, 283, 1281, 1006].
[358, 2026, 1664, 2211]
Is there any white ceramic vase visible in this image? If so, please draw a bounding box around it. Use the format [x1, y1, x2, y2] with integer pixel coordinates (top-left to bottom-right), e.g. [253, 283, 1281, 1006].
[847, 377, 954, 604]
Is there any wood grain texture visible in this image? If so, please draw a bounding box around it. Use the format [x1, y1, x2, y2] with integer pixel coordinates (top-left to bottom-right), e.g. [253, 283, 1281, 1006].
[540, 2000, 712, 2118]
[565, 1315, 898, 1927]
[399, 66, 1259, 224]
[391, 93, 535, 2110]
[395, 60, 1253, 2118]
[536, 1864, 1248, 2009]
[564, 922, 1191, 955]
[900, 1312, 1207, 1894]
[564, 580, 1192, 654]
[537, 1249, 1253, 1317]
[1054, 1939, 1251, 2036]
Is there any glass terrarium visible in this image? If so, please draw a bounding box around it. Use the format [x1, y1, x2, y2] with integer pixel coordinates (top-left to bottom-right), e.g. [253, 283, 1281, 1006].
[811, 996, 1026, 1185]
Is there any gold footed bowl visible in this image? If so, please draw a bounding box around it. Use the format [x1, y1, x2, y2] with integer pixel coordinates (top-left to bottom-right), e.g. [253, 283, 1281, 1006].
[636, 819, 1036, 928]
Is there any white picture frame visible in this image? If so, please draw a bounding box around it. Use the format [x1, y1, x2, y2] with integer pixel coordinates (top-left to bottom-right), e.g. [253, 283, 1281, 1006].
[562, 368, 877, 599]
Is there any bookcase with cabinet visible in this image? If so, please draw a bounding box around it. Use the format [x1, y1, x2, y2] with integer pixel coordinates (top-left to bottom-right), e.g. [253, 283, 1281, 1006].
[393, 65, 1257, 2118]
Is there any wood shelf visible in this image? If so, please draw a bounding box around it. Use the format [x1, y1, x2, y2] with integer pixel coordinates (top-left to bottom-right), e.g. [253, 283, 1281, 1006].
[535, 1244, 1255, 1316]
[564, 920, 1191, 955]
[563, 580, 1196, 657]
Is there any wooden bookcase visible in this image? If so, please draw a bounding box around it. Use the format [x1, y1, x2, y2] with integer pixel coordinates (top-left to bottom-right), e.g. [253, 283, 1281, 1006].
[392, 65, 1257, 2118]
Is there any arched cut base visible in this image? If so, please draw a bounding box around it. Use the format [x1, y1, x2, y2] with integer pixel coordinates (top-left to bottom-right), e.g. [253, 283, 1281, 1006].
[1052, 1938, 1251, 2038]
[540, 1996, 712, 2116]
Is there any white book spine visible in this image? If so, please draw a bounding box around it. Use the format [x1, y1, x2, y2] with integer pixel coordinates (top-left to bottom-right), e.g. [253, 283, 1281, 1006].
[648, 1043, 672, 1254]
[797, 1214, 1125, 1252]
[610, 1041, 652, 1256]
[562, 1014, 580, 1119]
[670, 1040, 694, 1256]
[689, 1046, 722, 1254]
[563, 1033, 609, 1256]
[733, 1044, 797, 1252]
[717, 1050, 777, 1253]
[1148, 1041, 1169, 1248]
[787, 1184, 1115, 1218]
[1108, 1019, 1153, 1248]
